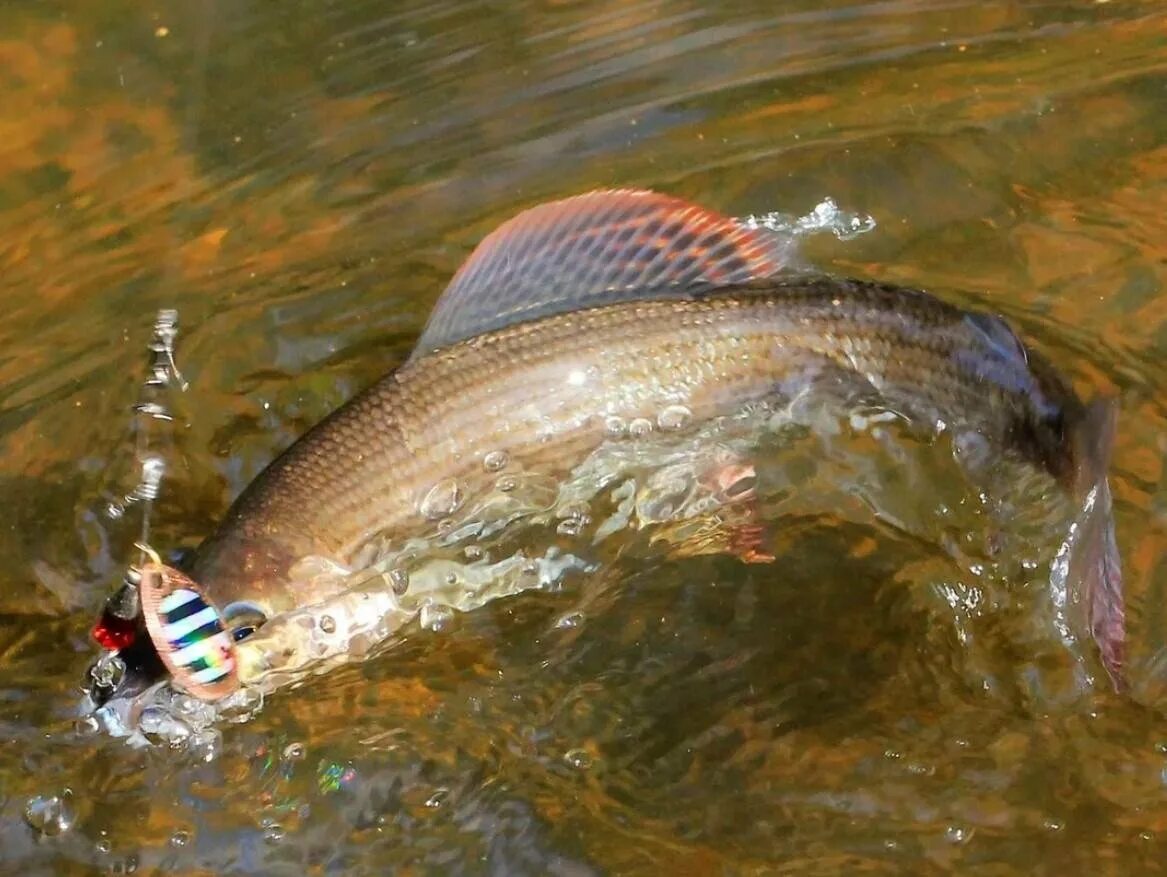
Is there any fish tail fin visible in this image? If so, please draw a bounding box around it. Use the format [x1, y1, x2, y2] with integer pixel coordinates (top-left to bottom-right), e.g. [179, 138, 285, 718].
[1068, 396, 1125, 690]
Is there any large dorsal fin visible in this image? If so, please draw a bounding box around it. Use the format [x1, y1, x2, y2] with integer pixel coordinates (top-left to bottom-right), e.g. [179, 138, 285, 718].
[411, 189, 790, 357]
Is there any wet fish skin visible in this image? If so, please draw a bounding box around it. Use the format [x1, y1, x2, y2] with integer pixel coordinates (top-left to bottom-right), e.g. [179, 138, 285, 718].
[190, 276, 1091, 619]
[87, 188, 1123, 714]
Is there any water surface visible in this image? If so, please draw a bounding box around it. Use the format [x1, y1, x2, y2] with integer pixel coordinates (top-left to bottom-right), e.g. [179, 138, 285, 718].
[2, 0, 1167, 873]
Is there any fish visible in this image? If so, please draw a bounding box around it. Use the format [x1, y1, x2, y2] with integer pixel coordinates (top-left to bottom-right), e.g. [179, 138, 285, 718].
[83, 188, 1125, 722]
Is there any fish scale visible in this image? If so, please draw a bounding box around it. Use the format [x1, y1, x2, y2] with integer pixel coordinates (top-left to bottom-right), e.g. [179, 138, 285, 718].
[189, 277, 1084, 620]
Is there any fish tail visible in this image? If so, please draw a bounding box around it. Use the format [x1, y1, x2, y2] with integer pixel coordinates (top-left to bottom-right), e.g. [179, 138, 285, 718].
[1068, 396, 1125, 690]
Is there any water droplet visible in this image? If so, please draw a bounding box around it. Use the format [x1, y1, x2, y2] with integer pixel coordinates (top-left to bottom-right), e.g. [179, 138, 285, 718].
[109, 853, 140, 874]
[463, 545, 483, 561]
[190, 729, 222, 763]
[74, 715, 101, 737]
[556, 517, 585, 536]
[419, 479, 462, 520]
[604, 415, 626, 437]
[419, 603, 455, 633]
[139, 707, 192, 747]
[387, 566, 410, 595]
[628, 417, 653, 438]
[89, 653, 126, 691]
[483, 450, 509, 472]
[262, 823, 285, 843]
[444, 571, 458, 585]
[657, 404, 692, 431]
[945, 824, 973, 844]
[169, 830, 191, 848]
[283, 742, 306, 761]
[563, 748, 593, 770]
[556, 504, 592, 537]
[425, 789, 449, 809]
[556, 611, 585, 629]
[24, 794, 75, 837]
[496, 475, 517, 493]
[319, 615, 337, 634]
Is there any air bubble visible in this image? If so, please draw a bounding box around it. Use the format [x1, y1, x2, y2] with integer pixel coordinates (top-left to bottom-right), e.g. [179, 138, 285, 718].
[628, 418, 653, 438]
[425, 789, 449, 809]
[496, 475, 517, 493]
[563, 748, 593, 770]
[262, 823, 285, 843]
[139, 707, 193, 747]
[89, 653, 126, 691]
[190, 729, 222, 763]
[419, 603, 455, 633]
[283, 742, 306, 761]
[556, 504, 592, 537]
[657, 404, 692, 431]
[945, 825, 973, 844]
[555, 612, 585, 629]
[483, 450, 509, 472]
[169, 830, 191, 848]
[604, 415, 626, 437]
[109, 853, 140, 874]
[419, 479, 463, 520]
[23, 794, 75, 837]
[319, 615, 337, 634]
[387, 566, 410, 595]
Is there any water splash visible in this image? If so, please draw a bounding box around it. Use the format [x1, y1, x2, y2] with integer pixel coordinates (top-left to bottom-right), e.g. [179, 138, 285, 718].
[739, 197, 876, 241]
[23, 794, 75, 837]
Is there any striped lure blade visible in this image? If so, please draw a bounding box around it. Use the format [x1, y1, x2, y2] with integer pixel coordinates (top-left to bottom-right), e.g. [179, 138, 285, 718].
[139, 563, 239, 701]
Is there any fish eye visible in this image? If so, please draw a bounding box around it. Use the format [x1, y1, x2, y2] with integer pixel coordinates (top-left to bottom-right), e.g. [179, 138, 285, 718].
[222, 601, 267, 643]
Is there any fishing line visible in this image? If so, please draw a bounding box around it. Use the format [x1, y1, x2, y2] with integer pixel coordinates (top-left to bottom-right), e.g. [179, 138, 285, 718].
[95, 2, 216, 632]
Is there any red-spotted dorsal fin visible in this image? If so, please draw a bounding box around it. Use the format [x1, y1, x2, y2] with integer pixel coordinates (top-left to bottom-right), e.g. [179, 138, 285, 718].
[411, 188, 790, 357]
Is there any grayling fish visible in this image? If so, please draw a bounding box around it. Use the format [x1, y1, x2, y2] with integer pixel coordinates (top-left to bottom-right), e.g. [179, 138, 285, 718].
[84, 189, 1124, 719]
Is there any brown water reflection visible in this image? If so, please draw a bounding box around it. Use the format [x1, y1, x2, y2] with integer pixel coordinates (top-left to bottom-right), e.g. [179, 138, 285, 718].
[1, 0, 1166, 873]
